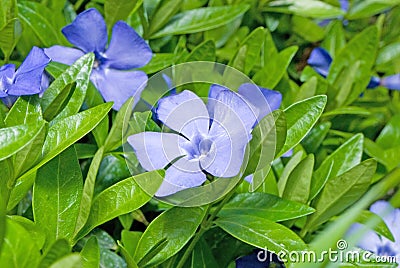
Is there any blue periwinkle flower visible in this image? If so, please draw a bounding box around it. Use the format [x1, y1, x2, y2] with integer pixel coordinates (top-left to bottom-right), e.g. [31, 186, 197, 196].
[349, 201, 400, 262]
[0, 46, 50, 107]
[45, 8, 152, 110]
[308, 47, 400, 91]
[235, 249, 285, 268]
[128, 84, 281, 196]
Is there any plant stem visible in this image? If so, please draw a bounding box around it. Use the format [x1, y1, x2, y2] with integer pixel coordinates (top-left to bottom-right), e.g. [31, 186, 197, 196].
[74, 0, 85, 11]
[175, 185, 239, 268]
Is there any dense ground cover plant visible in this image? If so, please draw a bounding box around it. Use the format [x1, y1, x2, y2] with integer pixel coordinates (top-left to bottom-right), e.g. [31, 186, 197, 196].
[1, 0, 400, 267]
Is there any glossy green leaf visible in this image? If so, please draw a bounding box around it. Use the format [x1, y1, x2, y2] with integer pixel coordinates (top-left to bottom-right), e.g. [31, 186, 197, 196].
[17, 1, 63, 46]
[74, 147, 104, 237]
[282, 154, 314, 204]
[134, 207, 206, 267]
[218, 193, 315, 221]
[0, 18, 22, 60]
[104, 97, 134, 152]
[78, 170, 164, 240]
[215, 215, 307, 254]
[7, 215, 46, 250]
[265, 0, 345, 18]
[302, 122, 331, 153]
[357, 210, 395, 242]
[4, 96, 42, 127]
[139, 53, 175, 74]
[184, 39, 216, 62]
[305, 159, 376, 230]
[49, 254, 82, 268]
[0, 219, 41, 268]
[327, 26, 378, 108]
[38, 239, 71, 268]
[121, 230, 142, 259]
[81, 237, 100, 268]
[376, 114, 400, 150]
[253, 46, 298, 89]
[0, 121, 45, 161]
[41, 53, 94, 121]
[229, 27, 265, 75]
[278, 95, 327, 157]
[291, 16, 324, 42]
[150, 5, 249, 38]
[347, 0, 400, 20]
[277, 151, 304, 195]
[191, 238, 219, 268]
[33, 146, 83, 248]
[322, 106, 371, 117]
[105, 0, 139, 32]
[147, 0, 183, 37]
[312, 134, 364, 200]
[321, 21, 346, 56]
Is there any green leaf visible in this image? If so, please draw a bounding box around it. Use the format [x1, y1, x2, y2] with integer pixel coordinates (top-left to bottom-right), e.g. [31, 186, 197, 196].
[105, 0, 139, 32]
[33, 146, 83, 248]
[253, 46, 298, 89]
[0, 18, 22, 60]
[321, 21, 346, 56]
[347, 0, 400, 20]
[191, 238, 219, 268]
[78, 170, 164, 240]
[218, 193, 315, 221]
[7, 215, 46, 250]
[41, 53, 94, 121]
[17, 1, 64, 46]
[121, 230, 142, 259]
[49, 254, 82, 268]
[4, 96, 42, 127]
[0, 121, 45, 161]
[245, 110, 285, 185]
[0, 219, 41, 268]
[215, 215, 307, 254]
[302, 122, 331, 153]
[312, 134, 364, 200]
[38, 239, 71, 268]
[278, 95, 327, 157]
[104, 97, 135, 152]
[147, 0, 183, 37]
[74, 147, 104, 237]
[282, 154, 314, 204]
[305, 159, 377, 230]
[134, 207, 206, 267]
[265, 0, 345, 18]
[150, 5, 249, 39]
[291, 16, 324, 42]
[322, 106, 371, 117]
[277, 151, 304, 195]
[376, 114, 400, 150]
[357, 210, 395, 242]
[81, 237, 100, 268]
[8, 104, 111, 210]
[139, 53, 175, 74]
[327, 26, 378, 108]
[229, 27, 265, 75]
[184, 39, 216, 62]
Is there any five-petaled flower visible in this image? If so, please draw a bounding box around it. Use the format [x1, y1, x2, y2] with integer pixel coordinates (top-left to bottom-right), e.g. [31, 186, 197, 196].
[45, 8, 152, 110]
[308, 47, 400, 90]
[128, 83, 281, 196]
[0, 46, 50, 107]
[349, 200, 400, 263]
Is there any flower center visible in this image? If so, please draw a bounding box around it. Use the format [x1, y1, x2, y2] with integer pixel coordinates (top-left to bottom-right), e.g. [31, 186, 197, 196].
[198, 138, 213, 156]
[93, 51, 107, 69]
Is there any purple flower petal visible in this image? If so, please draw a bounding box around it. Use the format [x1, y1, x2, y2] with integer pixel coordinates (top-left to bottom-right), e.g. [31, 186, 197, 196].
[370, 201, 400, 241]
[156, 162, 206, 196]
[0, 64, 15, 96]
[238, 83, 282, 120]
[62, 8, 107, 53]
[348, 223, 382, 253]
[127, 132, 186, 171]
[44, 45, 84, 65]
[91, 68, 147, 110]
[380, 74, 400, 90]
[8, 47, 50, 96]
[207, 84, 227, 119]
[156, 90, 210, 139]
[340, 0, 349, 12]
[104, 21, 152, 69]
[308, 47, 333, 78]
[367, 76, 381, 89]
[203, 90, 255, 177]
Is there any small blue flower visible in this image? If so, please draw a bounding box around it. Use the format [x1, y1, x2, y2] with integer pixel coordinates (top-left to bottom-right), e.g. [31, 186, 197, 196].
[308, 47, 400, 91]
[128, 84, 281, 196]
[349, 201, 400, 262]
[0, 46, 50, 107]
[45, 8, 152, 110]
[235, 249, 285, 268]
